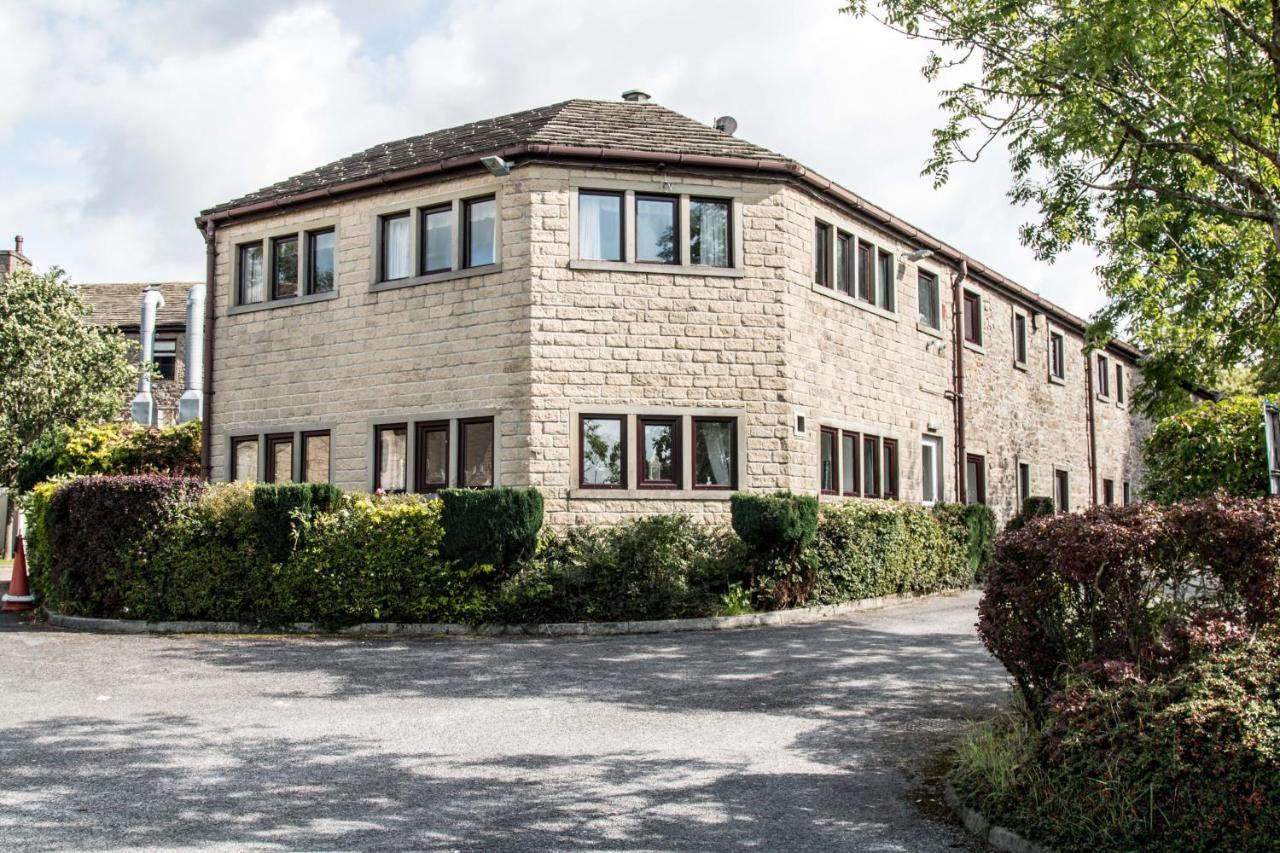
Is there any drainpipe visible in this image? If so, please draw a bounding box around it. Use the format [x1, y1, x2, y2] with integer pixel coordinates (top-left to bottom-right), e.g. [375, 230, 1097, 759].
[200, 220, 216, 480]
[178, 283, 206, 424]
[951, 259, 968, 502]
[1085, 350, 1098, 505]
[130, 287, 166, 426]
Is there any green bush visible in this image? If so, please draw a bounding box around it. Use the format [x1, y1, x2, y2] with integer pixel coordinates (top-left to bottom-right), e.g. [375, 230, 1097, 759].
[1003, 496, 1055, 532]
[730, 491, 820, 557]
[932, 502, 996, 577]
[1143, 395, 1271, 503]
[15, 420, 201, 492]
[438, 487, 543, 571]
[252, 482, 344, 564]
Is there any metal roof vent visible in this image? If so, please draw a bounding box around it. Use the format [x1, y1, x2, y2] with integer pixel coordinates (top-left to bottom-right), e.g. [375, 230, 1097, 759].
[621, 89, 651, 102]
[714, 116, 738, 136]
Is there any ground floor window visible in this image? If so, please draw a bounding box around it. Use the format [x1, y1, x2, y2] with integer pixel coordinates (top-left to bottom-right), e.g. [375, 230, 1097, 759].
[414, 421, 449, 492]
[580, 415, 626, 488]
[265, 433, 294, 484]
[1103, 477, 1115, 506]
[458, 418, 495, 488]
[921, 435, 943, 504]
[1054, 469, 1070, 512]
[821, 426, 898, 499]
[1018, 462, 1031, 507]
[639, 416, 681, 488]
[375, 424, 408, 492]
[692, 417, 736, 489]
[965, 453, 986, 504]
[232, 436, 259, 482]
[1123, 481, 1132, 505]
[301, 431, 331, 483]
[820, 427, 838, 494]
[373, 415, 496, 493]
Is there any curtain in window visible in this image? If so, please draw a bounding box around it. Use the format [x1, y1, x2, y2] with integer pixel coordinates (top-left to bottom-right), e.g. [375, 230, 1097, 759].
[242, 247, 264, 303]
[384, 217, 411, 280]
[692, 201, 729, 266]
[379, 429, 406, 491]
[579, 194, 620, 261]
[234, 440, 258, 482]
[698, 421, 732, 485]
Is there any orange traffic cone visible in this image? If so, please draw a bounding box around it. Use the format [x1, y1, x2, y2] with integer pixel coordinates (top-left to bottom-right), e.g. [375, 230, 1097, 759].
[2, 535, 35, 612]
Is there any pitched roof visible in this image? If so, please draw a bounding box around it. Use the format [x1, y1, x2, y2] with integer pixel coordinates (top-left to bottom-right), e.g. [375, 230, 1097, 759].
[76, 282, 196, 329]
[201, 99, 787, 216]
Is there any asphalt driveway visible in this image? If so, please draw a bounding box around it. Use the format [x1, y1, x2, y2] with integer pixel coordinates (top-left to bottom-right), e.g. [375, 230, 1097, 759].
[0, 591, 1007, 851]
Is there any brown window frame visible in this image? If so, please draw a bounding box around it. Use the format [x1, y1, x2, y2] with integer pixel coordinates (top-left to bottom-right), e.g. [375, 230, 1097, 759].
[688, 197, 732, 268]
[814, 222, 832, 286]
[578, 414, 627, 490]
[300, 430, 331, 484]
[840, 430, 860, 497]
[917, 270, 941, 329]
[379, 212, 411, 282]
[876, 248, 895, 311]
[637, 416, 682, 489]
[1103, 477, 1115, 506]
[1049, 331, 1066, 380]
[963, 291, 983, 345]
[578, 190, 625, 263]
[462, 196, 498, 270]
[237, 241, 264, 305]
[374, 423, 408, 493]
[231, 436, 259, 482]
[835, 231, 853, 295]
[414, 421, 450, 493]
[691, 417, 737, 490]
[1013, 312, 1028, 365]
[1018, 462, 1031, 507]
[419, 203, 454, 275]
[264, 433, 295, 484]
[856, 239, 874, 302]
[634, 193, 679, 265]
[1115, 364, 1125, 403]
[1054, 469, 1070, 513]
[966, 453, 987, 504]
[882, 438, 899, 499]
[306, 228, 336, 295]
[270, 234, 299, 300]
[862, 434, 881, 498]
[1123, 481, 1132, 505]
[820, 426, 839, 495]
[457, 416, 496, 489]
[1097, 354, 1111, 397]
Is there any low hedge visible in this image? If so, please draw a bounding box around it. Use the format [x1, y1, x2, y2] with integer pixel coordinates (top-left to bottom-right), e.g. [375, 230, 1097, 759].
[438, 487, 543, 572]
[15, 420, 200, 493]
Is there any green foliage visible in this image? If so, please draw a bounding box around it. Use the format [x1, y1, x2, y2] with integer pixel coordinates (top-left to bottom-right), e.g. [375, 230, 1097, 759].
[846, 0, 1280, 413]
[251, 482, 344, 564]
[15, 420, 201, 492]
[438, 487, 543, 571]
[0, 267, 137, 487]
[931, 502, 996, 577]
[730, 491, 820, 558]
[1143, 395, 1270, 503]
[17, 479, 63, 599]
[1003, 496, 1056, 532]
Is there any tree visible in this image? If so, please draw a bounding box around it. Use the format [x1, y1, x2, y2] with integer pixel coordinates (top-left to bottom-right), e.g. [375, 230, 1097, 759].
[846, 0, 1280, 415]
[1142, 395, 1270, 502]
[0, 267, 136, 488]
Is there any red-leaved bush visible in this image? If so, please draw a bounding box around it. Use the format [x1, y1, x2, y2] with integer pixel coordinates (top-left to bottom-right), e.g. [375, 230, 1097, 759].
[979, 494, 1280, 715]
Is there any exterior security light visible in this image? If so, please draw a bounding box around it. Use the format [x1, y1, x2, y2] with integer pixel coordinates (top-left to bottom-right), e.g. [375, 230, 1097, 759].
[905, 248, 934, 262]
[481, 155, 510, 177]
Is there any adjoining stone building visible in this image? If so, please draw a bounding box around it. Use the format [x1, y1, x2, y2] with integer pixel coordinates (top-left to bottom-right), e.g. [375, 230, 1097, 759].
[194, 94, 1158, 525]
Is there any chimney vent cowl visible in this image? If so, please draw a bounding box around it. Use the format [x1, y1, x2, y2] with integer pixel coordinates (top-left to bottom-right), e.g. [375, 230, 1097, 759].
[621, 89, 651, 103]
[14, 235, 23, 255]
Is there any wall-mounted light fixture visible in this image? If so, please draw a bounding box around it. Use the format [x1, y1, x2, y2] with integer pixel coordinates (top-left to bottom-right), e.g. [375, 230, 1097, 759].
[480, 155, 510, 177]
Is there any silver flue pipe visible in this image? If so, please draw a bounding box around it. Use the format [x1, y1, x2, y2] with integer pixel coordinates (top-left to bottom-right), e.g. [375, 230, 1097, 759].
[130, 286, 166, 426]
[178, 283, 206, 423]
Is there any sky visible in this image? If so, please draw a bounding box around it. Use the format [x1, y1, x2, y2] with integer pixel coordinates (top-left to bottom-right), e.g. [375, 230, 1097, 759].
[0, 0, 1105, 317]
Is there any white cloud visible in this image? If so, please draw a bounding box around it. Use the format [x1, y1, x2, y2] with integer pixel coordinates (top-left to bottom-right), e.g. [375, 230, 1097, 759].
[0, 0, 1104, 316]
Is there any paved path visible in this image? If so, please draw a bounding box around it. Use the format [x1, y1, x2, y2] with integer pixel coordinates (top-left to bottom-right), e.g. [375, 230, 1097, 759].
[0, 591, 1007, 851]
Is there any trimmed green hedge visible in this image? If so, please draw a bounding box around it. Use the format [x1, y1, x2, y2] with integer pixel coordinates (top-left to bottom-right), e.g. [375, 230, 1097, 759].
[730, 491, 819, 557]
[15, 420, 200, 493]
[438, 487, 543, 571]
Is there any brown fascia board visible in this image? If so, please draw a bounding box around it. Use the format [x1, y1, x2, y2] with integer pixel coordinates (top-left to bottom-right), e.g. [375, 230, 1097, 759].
[194, 143, 1142, 362]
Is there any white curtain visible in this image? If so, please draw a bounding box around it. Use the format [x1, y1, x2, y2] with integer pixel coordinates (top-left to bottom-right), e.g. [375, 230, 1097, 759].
[579, 196, 603, 260]
[702, 424, 731, 485]
[380, 430, 406, 491]
[385, 217, 411, 279]
[697, 203, 729, 267]
[244, 248, 264, 303]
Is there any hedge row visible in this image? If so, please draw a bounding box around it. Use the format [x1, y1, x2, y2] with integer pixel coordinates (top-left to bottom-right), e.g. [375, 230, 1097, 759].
[16, 420, 201, 492]
[24, 477, 992, 628]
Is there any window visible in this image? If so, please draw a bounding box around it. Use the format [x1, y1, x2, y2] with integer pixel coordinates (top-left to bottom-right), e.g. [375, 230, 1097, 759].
[1013, 313, 1028, 366]
[636, 195, 677, 264]
[1097, 354, 1111, 397]
[857, 240, 874, 302]
[463, 196, 497, 268]
[301, 431, 330, 483]
[153, 339, 177, 380]
[232, 437, 259, 482]
[308, 229, 335, 294]
[689, 198, 731, 267]
[420, 204, 453, 274]
[580, 415, 625, 488]
[271, 235, 298, 300]
[820, 426, 838, 494]
[414, 421, 449, 492]
[238, 243, 264, 304]
[1018, 462, 1031, 507]
[918, 271, 940, 329]
[921, 435, 944, 503]
[876, 249, 895, 311]
[862, 434, 881, 497]
[1054, 469, 1070, 513]
[1103, 478, 1115, 506]
[693, 418, 736, 488]
[380, 213, 411, 281]
[814, 222, 832, 286]
[375, 424, 407, 492]
[458, 417, 495, 488]
[966, 453, 986, 504]
[578, 191, 623, 262]
[265, 433, 293, 484]
[1115, 364, 1125, 404]
[835, 231, 853, 295]
[882, 438, 899, 499]
[1049, 331, 1066, 380]
[841, 431, 859, 496]
[963, 291, 983, 345]
[638, 416, 680, 488]
[1123, 481, 1132, 505]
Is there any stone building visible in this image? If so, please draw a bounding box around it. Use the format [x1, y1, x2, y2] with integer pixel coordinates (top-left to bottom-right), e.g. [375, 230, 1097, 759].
[195, 94, 1160, 525]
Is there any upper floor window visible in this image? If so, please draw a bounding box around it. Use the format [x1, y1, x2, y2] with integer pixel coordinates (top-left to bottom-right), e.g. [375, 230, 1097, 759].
[963, 290, 983, 345]
[836, 231, 853, 295]
[1115, 363, 1126, 404]
[308, 229, 335, 294]
[271, 236, 298, 299]
[235, 226, 338, 308]
[918, 271, 940, 329]
[374, 193, 500, 287]
[856, 240, 874, 302]
[814, 222, 832, 286]
[579, 191, 623, 262]
[1013, 312, 1028, 366]
[1096, 354, 1111, 397]
[381, 213, 412, 281]
[876, 249, 895, 311]
[420, 204, 454, 274]
[1049, 331, 1066, 380]
[636, 195, 678, 264]
[688, 198, 731, 267]
[238, 243, 264, 304]
[464, 196, 497, 268]
[153, 338, 177, 380]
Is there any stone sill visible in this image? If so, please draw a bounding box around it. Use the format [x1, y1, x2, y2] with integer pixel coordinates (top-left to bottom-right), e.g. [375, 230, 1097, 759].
[567, 259, 746, 278]
[567, 487, 734, 500]
[227, 290, 338, 316]
[916, 321, 944, 339]
[1013, 360, 1028, 372]
[963, 340, 986, 355]
[811, 282, 899, 323]
[369, 263, 502, 293]
[1048, 374, 1067, 386]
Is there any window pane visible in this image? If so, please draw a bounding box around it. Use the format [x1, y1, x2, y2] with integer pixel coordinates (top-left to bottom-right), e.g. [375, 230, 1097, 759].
[636, 197, 676, 263]
[820, 429, 836, 492]
[378, 427, 407, 492]
[239, 244, 264, 304]
[582, 417, 623, 485]
[382, 215, 411, 280]
[1116, 366, 1125, 402]
[419, 427, 448, 488]
[836, 234, 851, 294]
[694, 419, 734, 487]
[965, 294, 982, 343]
[841, 432, 857, 494]
[877, 251, 894, 309]
[461, 419, 495, 487]
[918, 273, 939, 328]
[303, 433, 330, 483]
[883, 440, 898, 498]
[153, 339, 177, 380]
[1015, 315, 1027, 363]
[309, 230, 335, 294]
[234, 439, 258, 482]
[270, 438, 293, 484]
[857, 242, 873, 301]
[579, 193, 622, 262]
[967, 457, 982, 504]
[689, 199, 730, 267]
[922, 440, 936, 503]
[272, 236, 298, 299]
[814, 224, 829, 285]
[466, 198, 496, 268]
[862, 435, 878, 496]
[642, 420, 676, 483]
[422, 207, 453, 273]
